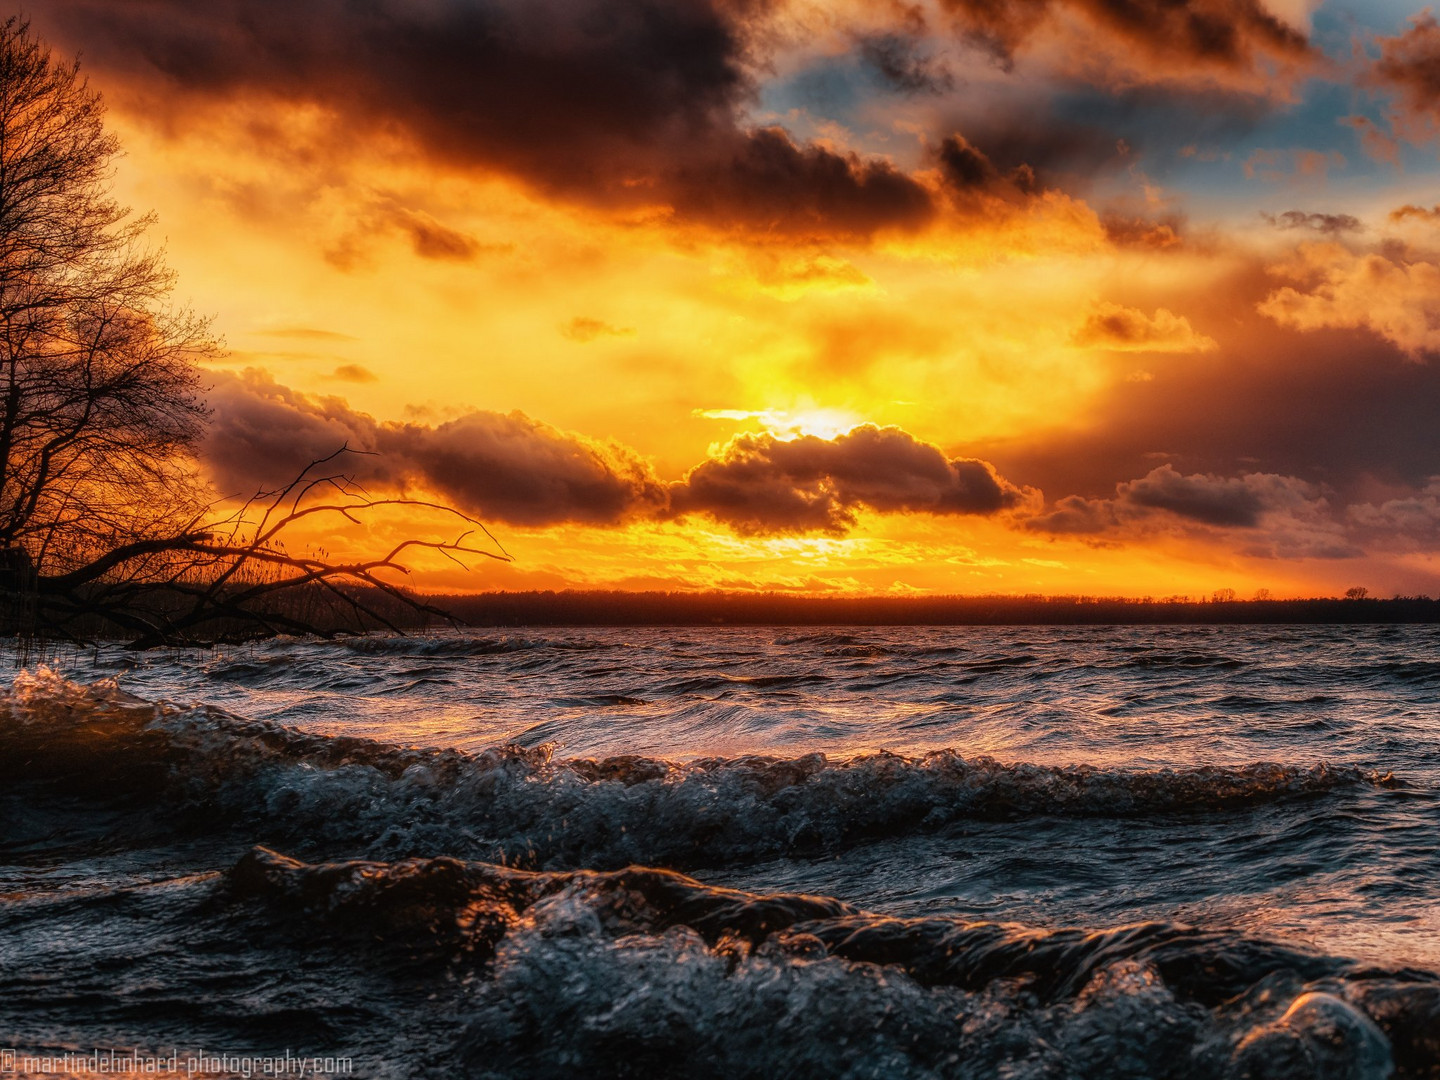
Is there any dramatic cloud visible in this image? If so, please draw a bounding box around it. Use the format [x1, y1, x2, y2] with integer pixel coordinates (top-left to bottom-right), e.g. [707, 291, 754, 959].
[1023, 494, 1120, 536]
[1026, 465, 1357, 558]
[36, 0, 937, 238]
[1120, 465, 1314, 527]
[204, 371, 666, 526]
[668, 426, 1035, 535]
[1027, 466, 1315, 531]
[671, 126, 934, 235]
[935, 0, 1314, 86]
[935, 135, 1041, 207]
[856, 32, 954, 95]
[384, 412, 668, 527]
[989, 280, 1440, 517]
[203, 372, 384, 497]
[1258, 243, 1440, 359]
[1072, 303, 1216, 352]
[205, 375, 1029, 535]
[1368, 13, 1440, 141]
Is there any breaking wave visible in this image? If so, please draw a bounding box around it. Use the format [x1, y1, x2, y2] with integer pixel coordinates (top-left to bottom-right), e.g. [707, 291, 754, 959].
[226, 847, 1440, 1079]
[1, 671, 1395, 870]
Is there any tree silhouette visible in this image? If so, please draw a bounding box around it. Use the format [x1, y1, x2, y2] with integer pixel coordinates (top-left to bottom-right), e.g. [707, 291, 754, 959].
[0, 20, 507, 646]
[0, 16, 213, 575]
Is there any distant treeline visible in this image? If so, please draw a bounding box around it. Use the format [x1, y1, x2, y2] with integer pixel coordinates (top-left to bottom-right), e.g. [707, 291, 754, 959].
[435, 591, 1440, 627]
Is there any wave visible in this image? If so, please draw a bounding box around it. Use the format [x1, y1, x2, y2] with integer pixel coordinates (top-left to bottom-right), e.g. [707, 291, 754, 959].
[230, 847, 1440, 1079]
[2, 671, 1398, 871]
[339, 633, 611, 657]
[1118, 653, 1249, 670]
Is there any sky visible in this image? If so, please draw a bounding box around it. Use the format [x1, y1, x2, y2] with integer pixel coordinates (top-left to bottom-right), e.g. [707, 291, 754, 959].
[25, 0, 1440, 598]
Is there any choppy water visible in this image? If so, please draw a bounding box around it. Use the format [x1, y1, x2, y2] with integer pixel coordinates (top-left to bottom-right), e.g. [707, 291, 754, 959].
[3, 625, 1439, 1078]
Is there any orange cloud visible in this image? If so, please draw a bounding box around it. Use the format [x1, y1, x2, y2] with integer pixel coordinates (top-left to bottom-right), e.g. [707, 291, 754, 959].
[37, 0, 942, 241]
[1367, 12, 1440, 143]
[1258, 243, 1440, 359]
[1389, 203, 1440, 224]
[668, 426, 1037, 535]
[1072, 303, 1216, 353]
[1100, 212, 1186, 250]
[1025, 465, 1358, 559]
[935, 0, 1316, 94]
[1343, 116, 1402, 167]
[1242, 148, 1346, 184]
[205, 374, 1035, 535]
[328, 364, 378, 383]
[1349, 479, 1440, 549]
[204, 371, 668, 525]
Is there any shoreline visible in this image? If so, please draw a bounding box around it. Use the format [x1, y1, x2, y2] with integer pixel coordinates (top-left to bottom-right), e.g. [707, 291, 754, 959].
[432, 591, 1440, 627]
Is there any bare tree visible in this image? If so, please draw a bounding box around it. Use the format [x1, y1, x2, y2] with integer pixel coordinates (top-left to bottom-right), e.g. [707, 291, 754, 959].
[0, 20, 508, 647]
[0, 17, 214, 574]
[32, 447, 510, 648]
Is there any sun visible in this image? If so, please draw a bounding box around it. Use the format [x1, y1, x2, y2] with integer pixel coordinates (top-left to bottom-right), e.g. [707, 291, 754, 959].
[695, 406, 867, 441]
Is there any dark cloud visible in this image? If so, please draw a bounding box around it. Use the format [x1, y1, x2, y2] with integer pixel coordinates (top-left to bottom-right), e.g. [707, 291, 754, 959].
[941, 84, 1270, 220]
[1369, 14, 1440, 136]
[382, 413, 668, 527]
[856, 32, 954, 95]
[1024, 464, 1358, 558]
[934, 135, 1042, 212]
[1024, 468, 1319, 532]
[938, 134, 1000, 189]
[673, 127, 935, 235]
[970, 118, 1127, 182]
[1121, 464, 1287, 526]
[976, 261, 1440, 515]
[936, 0, 1312, 77]
[668, 425, 1034, 534]
[35, 0, 937, 238]
[1102, 214, 1184, 249]
[1023, 466, 1321, 532]
[1023, 494, 1118, 535]
[1349, 480, 1440, 548]
[1262, 210, 1363, 235]
[203, 372, 390, 493]
[205, 375, 1029, 534]
[935, 107, 1133, 204]
[203, 371, 666, 525]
